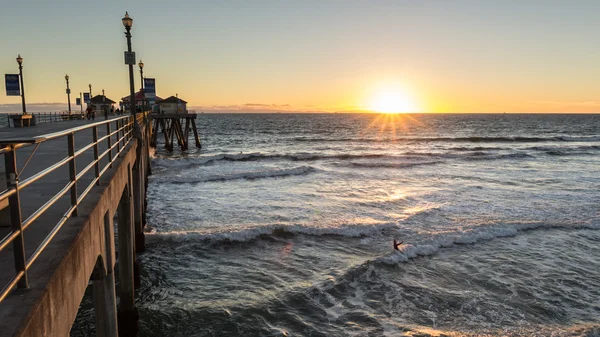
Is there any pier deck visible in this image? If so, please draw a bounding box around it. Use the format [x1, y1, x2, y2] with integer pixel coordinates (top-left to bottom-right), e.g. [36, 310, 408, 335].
[0, 116, 149, 336]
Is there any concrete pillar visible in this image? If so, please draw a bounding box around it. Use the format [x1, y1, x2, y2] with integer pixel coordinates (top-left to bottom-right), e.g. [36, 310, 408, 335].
[133, 157, 145, 254]
[142, 128, 149, 226]
[92, 213, 119, 337]
[133, 125, 146, 254]
[117, 176, 138, 336]
[144, 121, 152, 177]
[92, 272, 118, 337]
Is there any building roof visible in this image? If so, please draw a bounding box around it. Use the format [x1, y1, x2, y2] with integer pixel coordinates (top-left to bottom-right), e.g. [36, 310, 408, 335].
[157, 96, 187, 104]
[90, 95, 116, 104]
[121, 89, 162, 102]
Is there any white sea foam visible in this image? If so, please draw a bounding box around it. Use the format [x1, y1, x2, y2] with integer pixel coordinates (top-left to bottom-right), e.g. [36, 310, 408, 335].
[378, 222, 600, 265]
[146, 217, 600, 252]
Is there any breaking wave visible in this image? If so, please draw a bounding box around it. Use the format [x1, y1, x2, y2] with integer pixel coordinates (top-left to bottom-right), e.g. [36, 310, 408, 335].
[151, 165, 315, 184]
[378, 222, 600, 265]
[146, 221, 399, 243]
[338, 161, 442, 169]
[291, 135, 600, 143]
[153, 144, 599, 170]
[146, 218, 600, 259]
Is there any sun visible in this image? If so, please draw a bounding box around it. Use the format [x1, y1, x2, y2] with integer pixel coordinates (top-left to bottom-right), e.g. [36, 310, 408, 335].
[369, 90, 418, 113]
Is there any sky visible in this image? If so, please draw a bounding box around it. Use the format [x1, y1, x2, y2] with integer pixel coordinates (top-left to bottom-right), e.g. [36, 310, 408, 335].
[1, 0, 599, 113]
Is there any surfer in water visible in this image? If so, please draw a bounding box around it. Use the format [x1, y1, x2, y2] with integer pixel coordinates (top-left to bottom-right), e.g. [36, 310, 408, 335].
[393, 239, 403, 251]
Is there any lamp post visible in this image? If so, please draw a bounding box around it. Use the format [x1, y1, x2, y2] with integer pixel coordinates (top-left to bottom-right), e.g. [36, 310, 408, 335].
[89, 83, 92, 98]
[138, 60, 144, 90]
[139, 60, 145, 111]
[123, 12, 136, 115]
[79, 92, 83, 113]
[102, 89, 108, 120]
[65, 74, 72, 115]
[16, 55, 26, 114]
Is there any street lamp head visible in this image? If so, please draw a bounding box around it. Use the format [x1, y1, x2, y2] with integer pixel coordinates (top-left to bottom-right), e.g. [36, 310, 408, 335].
[16, 54, 23, 65]
[89, 83, 92, 89]
[122, 12, 133, 28]
[138, 60, 144, 69]
[65, 74, 69, 81]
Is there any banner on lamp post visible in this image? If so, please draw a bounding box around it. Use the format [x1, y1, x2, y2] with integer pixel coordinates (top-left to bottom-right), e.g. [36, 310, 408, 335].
[83, 92, 90, 103]
[76, 98, 81, 106]
[144, 78, 156, 99]
[124, 51, 136, 65]
[5, 74, 20, 96]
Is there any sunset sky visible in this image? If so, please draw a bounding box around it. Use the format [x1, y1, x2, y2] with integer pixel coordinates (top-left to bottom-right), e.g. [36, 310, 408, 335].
[1, 0, 599, 113]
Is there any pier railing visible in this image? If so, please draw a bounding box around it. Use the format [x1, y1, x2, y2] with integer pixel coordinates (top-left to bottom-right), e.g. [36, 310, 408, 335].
[0, 115, 135, 302]
[1, 112, 84, 128]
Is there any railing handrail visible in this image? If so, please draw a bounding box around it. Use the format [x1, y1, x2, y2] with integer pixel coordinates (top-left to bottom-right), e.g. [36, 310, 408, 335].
[0, 113, 147, 303]
[0, 115, 132, 146]
[1, 111, 86, 128]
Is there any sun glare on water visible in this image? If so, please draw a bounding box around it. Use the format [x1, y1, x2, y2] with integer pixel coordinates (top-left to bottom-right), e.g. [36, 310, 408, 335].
[369, 90, 419, 113]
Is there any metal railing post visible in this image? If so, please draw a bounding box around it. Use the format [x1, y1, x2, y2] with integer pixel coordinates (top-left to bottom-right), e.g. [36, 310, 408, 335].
[121, 119, 126, 148]
[107, 122, 113, 167]
[67, 133, 78, 216]
[4, 147, 28, 288]
[116, 119, 121, 154]
[93, 125, 100, 186]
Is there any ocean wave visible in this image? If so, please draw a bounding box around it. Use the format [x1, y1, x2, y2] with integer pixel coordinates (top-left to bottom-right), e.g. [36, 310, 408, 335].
[544, 150, 592, 156]
[463, 152, 534, 160]
[151, 144, 597, 171]
[447, 146, 508, 151]
[146, 221, 399, 243]
[152, 152, 265, 167]
[152, 152, 394, 168]
[339, 161, 442, 169]
[151, 165, 315, 184]
[291, 135, 600, 143]
[377, 222, 600, 265]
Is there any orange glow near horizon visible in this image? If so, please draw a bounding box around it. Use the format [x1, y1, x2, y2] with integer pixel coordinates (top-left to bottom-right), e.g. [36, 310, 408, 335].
[363, 112, 426, 140]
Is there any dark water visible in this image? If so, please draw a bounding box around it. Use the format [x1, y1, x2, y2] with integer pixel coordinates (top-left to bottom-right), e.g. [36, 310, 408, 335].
[73, 113, 600, 336]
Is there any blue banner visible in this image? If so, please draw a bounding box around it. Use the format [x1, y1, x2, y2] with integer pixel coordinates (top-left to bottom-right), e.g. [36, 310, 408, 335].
[83, 92, 90, 103]
[144, 78, 156, 99]
[5, 74, 20, 96]
[76, 98, 81, 106]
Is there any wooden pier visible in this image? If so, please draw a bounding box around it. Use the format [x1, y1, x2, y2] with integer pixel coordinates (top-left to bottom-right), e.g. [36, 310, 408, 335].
[149, 113, 201, 151]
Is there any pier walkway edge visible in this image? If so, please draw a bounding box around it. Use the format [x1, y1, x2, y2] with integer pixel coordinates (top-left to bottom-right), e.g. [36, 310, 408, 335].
[0, 112, 152, 336]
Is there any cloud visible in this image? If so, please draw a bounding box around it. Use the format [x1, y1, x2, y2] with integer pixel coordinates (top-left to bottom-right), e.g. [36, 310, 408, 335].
[188, 103, 326, 113]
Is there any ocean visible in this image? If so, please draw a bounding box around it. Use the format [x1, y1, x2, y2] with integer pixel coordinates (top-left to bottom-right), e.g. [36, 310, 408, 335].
[73, 113, 600, 336]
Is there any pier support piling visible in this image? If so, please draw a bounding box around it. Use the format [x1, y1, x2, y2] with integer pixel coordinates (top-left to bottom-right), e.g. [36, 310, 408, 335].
[92, 213, 119, 337]
[133, 137, 146, 254]
[92, 271, 118, 337]
[117, 173, 138, 336]
[149, 113, 201, 151]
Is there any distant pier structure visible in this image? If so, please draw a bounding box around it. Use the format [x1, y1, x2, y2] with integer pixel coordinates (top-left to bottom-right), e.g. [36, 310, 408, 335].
[150, 95, 201, 151]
